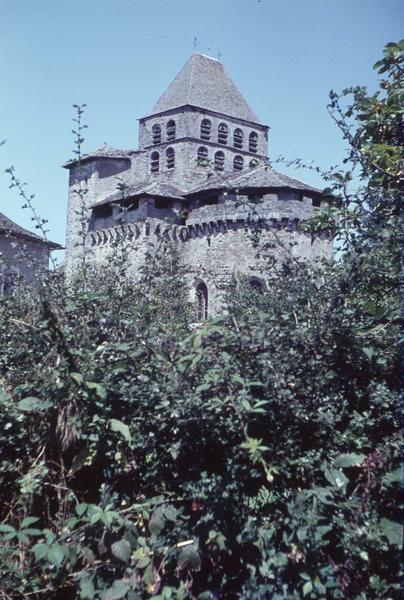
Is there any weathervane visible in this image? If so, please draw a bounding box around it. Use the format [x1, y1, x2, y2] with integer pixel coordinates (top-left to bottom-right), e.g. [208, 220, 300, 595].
[193, 37, 198, 51]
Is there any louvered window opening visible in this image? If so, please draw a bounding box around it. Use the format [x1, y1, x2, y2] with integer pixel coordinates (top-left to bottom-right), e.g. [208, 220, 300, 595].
[249, 132, 258, 153]
[214, 151, 225, 171]
[152, 124, 161, 144]
[150, 151, 160, 173]
[200, 119, 211, 140]
[166, 120, 176, 141]
[218, 123, 228, 145]
[197, 146, 208, 165]
[196, 281, 208, 319]
[234, 128, 243, 149]
[166, 148, 175, 170]
[233, 155, 244, 171]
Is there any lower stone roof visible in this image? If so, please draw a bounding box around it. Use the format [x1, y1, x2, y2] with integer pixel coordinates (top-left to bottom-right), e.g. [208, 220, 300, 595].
[186, 164, 322, 196]
[90, 181, 187, 208]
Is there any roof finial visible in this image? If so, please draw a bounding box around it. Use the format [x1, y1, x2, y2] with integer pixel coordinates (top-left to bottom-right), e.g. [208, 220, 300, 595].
[217, 50, 222, 61]
[193, 37, 198, 52]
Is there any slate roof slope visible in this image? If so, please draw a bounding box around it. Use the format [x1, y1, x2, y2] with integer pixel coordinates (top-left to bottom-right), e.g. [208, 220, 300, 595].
[187, 164, 322, 196]
[0, 212, 62, 249]
[151, 53, 261, 124]
[63, 144, 141, 168]
[0, 211, 61, 248]
[90, 181, 187, 208]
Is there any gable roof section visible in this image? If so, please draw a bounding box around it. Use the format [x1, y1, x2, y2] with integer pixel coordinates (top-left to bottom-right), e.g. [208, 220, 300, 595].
[187, 164, 322, 196]
[0, 211, 61, 248]
[151, 53, 261, 124]
[63, 144, 140, 169]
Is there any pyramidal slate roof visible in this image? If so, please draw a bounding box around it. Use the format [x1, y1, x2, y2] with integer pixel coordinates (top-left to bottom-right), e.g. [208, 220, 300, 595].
[0, 211, 61, 248]
[151, 53, 261, 124]
[187, 164, 322, 196]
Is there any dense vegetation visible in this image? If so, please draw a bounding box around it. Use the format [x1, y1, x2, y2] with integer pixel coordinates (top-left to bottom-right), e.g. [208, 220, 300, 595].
[0, 41, 402, 599]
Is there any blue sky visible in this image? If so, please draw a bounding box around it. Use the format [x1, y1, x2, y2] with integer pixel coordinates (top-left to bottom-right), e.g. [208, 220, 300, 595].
[0, 0, 402, 248]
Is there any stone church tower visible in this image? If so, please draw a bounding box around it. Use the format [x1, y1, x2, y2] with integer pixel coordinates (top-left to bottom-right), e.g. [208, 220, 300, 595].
[64, 53, 330, 315]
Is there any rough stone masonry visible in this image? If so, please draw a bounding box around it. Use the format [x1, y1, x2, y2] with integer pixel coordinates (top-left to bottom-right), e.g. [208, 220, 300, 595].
[64, 53, 331, 315]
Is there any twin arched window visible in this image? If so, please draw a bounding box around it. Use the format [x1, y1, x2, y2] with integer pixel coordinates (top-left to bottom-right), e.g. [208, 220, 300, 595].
[151, 149, 175, 172]
[196, 281, 208, 319]
[233, 155, 244, 171]
[249, 131, 258, 153]
[214, 151, 225, 171]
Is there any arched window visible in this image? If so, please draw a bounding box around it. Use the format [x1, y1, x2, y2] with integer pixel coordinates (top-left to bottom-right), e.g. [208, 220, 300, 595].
[249, 131, 258, 153]
[196, 281, 208, 319]
[214, 151, 225, 171]
[166, 147, 175, 170]
[218, 123, 228, 145]
[200, 119, 211, 140]
[249, 277, 264, 293]
[233, 155, 244, 171]
[152, 124, 161, 144]
[150, 151, 160, 173]
[234, 128, 243, 149]
[166, 120, 176, 141]
[197, 146, 208, 165]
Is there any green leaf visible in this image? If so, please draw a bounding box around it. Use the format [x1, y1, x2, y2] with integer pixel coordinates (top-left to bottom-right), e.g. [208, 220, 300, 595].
[178, 543, 201, 571]
[47, 544, 65, 567]
[110, 418, 132, 443]
[149, 511, 164, 536]
[104, 580, 129, 600]
[303, 580, 313, 596]
[380, 518, 403, 547]
[79, 575, 95, 599]
[21, 516, 39, 529]
[333, 453, 366, 468]
[163, 504, 177, 522]
[0, 524, 16, 534]
[32, 542, 48, 561]
[71, 372, 84, 385]
[22, 528, 43, 536]
[111, 539, 131, 563]
[85, 381, 107, 400]
[18, 397, 52, 411]
[324, 467, 349, 489]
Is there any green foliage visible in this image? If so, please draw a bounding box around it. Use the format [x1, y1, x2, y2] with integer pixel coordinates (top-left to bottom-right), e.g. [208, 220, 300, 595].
[0, 41, 401, 598]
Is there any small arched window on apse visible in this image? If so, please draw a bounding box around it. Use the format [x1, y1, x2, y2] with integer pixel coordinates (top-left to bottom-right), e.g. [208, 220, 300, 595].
[166, 147, 175, 169]
[218, 123, 228, 145]
[249, 131, 258, 153]
[152, 124, 161, 144]
[233, 155, 244, 171]
[249, 277, 265, 293]
[166, 120, 176, 141]
[196, 281, 208, 319]
[214, 151, 225, 171]
[197, 146, 208, 166]
[234, 128, 243, 149]
[150, 151, 160, 173]
[200, 119, 211, 140]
